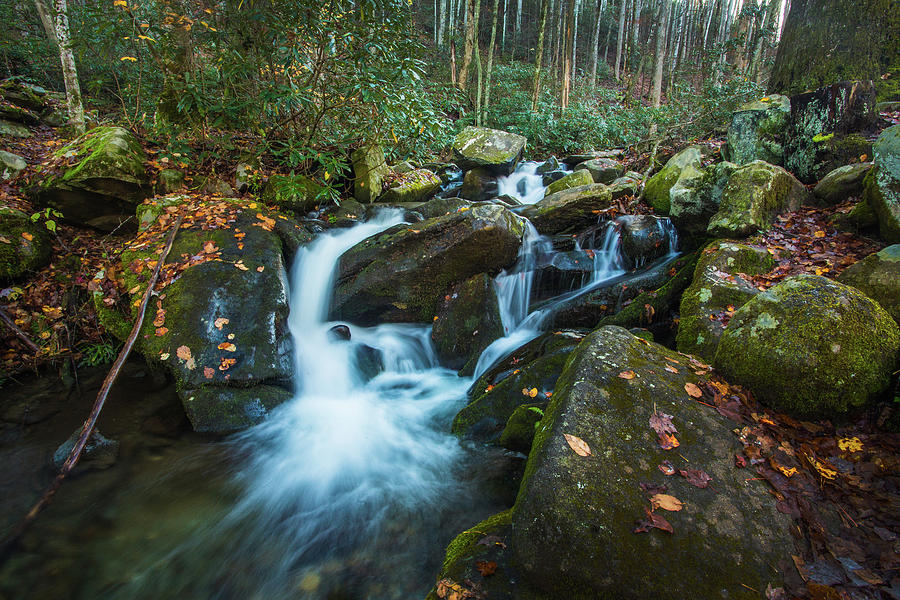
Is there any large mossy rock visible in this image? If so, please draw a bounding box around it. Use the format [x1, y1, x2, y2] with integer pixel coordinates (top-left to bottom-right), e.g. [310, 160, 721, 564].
[669, 161, 737, 237]
[864, 124, 900, 242]
[0, 207, 52, 279]
[351, 142, 389, 204]
[96, 198, 314, 433]
[33, 126, 151, 230]
[643, 146, 703, 214]
[785, 81, 877, 183]
[260, 174, 326, 214]
[518, 184, 612, 235]
[451, 126, 527, 175]
[707, 160, 809, 237]
[505, 326, 793, 599]
[725, 95, 791, 166]
[0, 119, 31, 138]
[0, 150, 26, 180]
[330, 204, 525, 324]
[458, 167, 498, 202]
[381, 168, 441, 203]
[812, 161, 873, 205]
[715, 275, 900, 417]
[575, 157, 624, 184]
[837, 244, 900, 323]
[544, 168, 593, 195]
[431, 273, 504, 373]
[452, 330, 584, 444]
[677, 241, 775, 360]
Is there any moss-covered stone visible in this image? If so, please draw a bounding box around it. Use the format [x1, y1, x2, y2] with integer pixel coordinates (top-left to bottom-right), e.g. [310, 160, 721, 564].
[0, 150, 26, 180]
[381, 168, 441, 203]
[136, 194, 187, 232]
[498, 403, 545, 453]
[544, 169, 593, 195]
[0, 207, 52, 279]
[864, 124, 900, 242]
[715, 275, 900, 417]
[330, 203, 525, 324]
[607, 174, 640, 200]
[319, 198, 366, 228]
[0, 79, 46, 112]
[351, 142, 389, 204]
[452, 126, 527, 175]
[575, 157, 624, 184]
[458, 166, 499, 201]
[509, 326, 793, 599]
[725, 95, 791, 166]
[33, 126, 150, 230]
[677, 241, 775, 360]
[707, 160, 809, 237]
[415, 197, 473, 220]
[812, 162, 873, 204]
[260, 174, 326, 214]
[837, 244, 900, 323]
[452, 331, 584, 443]
[0, 119, 31, 138]
[155, 168, 185, 195]
[830, 198, 879, 232]
[670, 161, 737, 237]
[431, 273, 504, 373]
[643, 146, 703, 214]
[518, 184, 612, 235]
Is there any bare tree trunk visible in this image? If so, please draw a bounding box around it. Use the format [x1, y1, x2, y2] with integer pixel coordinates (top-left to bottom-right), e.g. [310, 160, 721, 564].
[437, 0, 447, 46]
[483, 0, 500, 123]
[458, 0, 478, 91]
[501, 0, 508, 53]
[450, 40, 458, 85]
[33, 0, 58, 49]
[588, 0, 602, 87]
[561, 0, 576, 109]
[532, 0, 549, 110]
[614, 0, 627, 80]
[54, 0, 84, 133]
[650, 0, 671, 107]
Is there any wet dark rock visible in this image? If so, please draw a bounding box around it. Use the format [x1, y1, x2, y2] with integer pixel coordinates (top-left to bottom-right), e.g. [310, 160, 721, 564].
[431, 273, 504, 373]
[618, 215, 674, 269]
[451, 126, 527, 175]
[328, 324, 352, 341]
[532, 250, 595, 301]
[458, 167, 499, 202]
[535, 156, 559, 175]
[517, 184, 613, 235]
[53, 429, 119, 471]
[540, 169, 567, 186]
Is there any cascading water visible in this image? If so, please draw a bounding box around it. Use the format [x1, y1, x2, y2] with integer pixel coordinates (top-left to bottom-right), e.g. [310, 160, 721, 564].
[496, 161, 551, 205]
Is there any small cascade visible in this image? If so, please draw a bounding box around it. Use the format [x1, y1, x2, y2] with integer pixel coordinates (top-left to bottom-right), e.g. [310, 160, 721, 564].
[496, 161, 547, 205]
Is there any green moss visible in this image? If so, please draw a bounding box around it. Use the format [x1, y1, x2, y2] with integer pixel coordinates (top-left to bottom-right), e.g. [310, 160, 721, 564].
[643, 146, 703, 214]
[812, 132, 834, 143]
[0, 208, 51, 279]
[498, 403, 546, 453]
[544, 169, 593, 195]
[260, 174, 326, 214]
[52, 126, 146, 185]
[438, 509, 513, 577]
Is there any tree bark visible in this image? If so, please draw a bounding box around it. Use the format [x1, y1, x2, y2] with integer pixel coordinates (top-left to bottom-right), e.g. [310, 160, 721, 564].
[614, 0, 627, 80]
[561, 0, 576, 109]
[54, 0, 84, 133]
[483, 0, 501, 123]
[458, 0, 478, 91]
[650, 0, 672, 107]
[532, 0, 550, 110]
[33, 0, 57, 49]
[588, 0, 603, 87]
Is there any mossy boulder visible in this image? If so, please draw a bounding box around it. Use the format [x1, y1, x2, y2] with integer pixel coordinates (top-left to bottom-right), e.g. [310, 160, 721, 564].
[33, 126, 151, 230]
[669, 161, 737, 236]
[319, 198, 366, 228]
[725, 95, 791, 166]
[677, 241, 775, 360]
[812, 162, 873, 205]
[452, 126, 527, 175]
[136, 194, 186, 232]
[575, 157, 624, 184]
[0, 207, 52, 279]
[155, 168, 185, 195]
[260, 174, 326, 214]
[544, 168, 593, 195]
[459, 167, 498, 202]
[452, 330, 584, 443]
[0, 79, 46, 113]
[518, 184, 612, 235]
[508, 326, 793, 599]
[351, 142, 389, 204]
[707, 160, 809, 237]
[608, 174, 641, 200]
[431, 273, 504, 373]
[0, 150, 26, 180]
[864, 124, 900, 242]
[330, 203, 525, 324]
[837, 244, 900, 323]
[381, 168, 441, 203]
[715, 275, 900, 417]
[643, 146, 703, 214]
[785, 81, 877, 183]
[415, 197, 473, 220]
[97, 198, 308, 433]
[498, 403, 546, 453]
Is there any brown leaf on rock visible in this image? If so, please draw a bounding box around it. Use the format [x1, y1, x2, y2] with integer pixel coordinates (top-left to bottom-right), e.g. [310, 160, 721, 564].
[475, 560, 497, 577]
[203, 366, 215, 379]
[564, 433, 592, 456]
[218, 342, 236, 352]
[214, 317, 229, 330]
[435, 578, 475, 600]
[155, 326, 168, 337]
[658, 432, 680, 450]
[650, 493, 684, 511]
[176, 345, 192, 360]
[649, 411, 677, 436]
[618, 370, 636, 380]
[634, 507, 674, 534]
[658, 460, 676, 475]
[153, 308, 166, 327]
[678, 469, 712, 488]
[684, 382, 703, 398]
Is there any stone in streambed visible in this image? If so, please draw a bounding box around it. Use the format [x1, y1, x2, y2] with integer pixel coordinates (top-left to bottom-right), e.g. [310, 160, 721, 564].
[452, 126, 527, 175]
[837, 244, 900, 324]
[431, 273, 504, 373]
[518, 184, 613, 235]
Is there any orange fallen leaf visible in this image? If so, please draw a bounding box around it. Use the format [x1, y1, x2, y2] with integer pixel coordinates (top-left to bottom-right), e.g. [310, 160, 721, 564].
[219, 357, 237, 371]
[658, 432, 680, 450]
[650, 493, 684, 511]
[684, 383, 703, 398]
[155, 327, 169, 337]
[218, 342, 237, 352]
[21, 231, 33, 241]
[153, 308, 166, 327]
[813, 230, 825, 238]
[202, 240, 218, 253]
[664, 365, 678, 374]
[618, 370, 636, 380]
[475, 560, 497, 577]
[176, 345, 192, 360]
[564, 433, 592, 456]
[214, 317, 229, 330]
[204, 367, 215, 379]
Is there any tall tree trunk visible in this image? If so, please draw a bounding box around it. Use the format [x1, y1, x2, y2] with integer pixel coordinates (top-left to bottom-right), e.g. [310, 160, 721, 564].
[532, 0, 550, 110]
[561, 0, 576, 109]
[450, 40, 458, 86]
[501, 0, 508, 53]
[614, 0, 627, 80]
[475, 29, 483, 125]
[588, 0, 602, 87]
[33, 0, 58, 49]
[483, 0, 501, 123]
[437, 0, 447, 46]
[650, 0, 671, 107]
[54, 0, 84, 133]
[458, 0, 478, 91]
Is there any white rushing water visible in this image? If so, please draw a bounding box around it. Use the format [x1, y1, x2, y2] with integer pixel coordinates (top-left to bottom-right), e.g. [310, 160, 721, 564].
[496, 161, 547, 205]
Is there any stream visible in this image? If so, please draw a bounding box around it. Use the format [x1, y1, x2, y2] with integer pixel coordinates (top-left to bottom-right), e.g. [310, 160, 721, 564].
[0, 160, 678, 599]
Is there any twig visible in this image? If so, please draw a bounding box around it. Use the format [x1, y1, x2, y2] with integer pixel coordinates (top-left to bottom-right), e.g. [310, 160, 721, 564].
[0, 306, 39, 353]
[0, 213, 183, 562]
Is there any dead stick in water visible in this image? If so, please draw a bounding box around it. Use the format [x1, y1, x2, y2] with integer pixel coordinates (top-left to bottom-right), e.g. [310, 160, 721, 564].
[0, 213, 183, 560]
[0, 306, 40, 353]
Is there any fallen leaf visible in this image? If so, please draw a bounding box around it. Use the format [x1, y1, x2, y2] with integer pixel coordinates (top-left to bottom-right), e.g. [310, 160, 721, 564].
[155, 326, 169, 337]
[218, 342, 236, 352]
[658, 460, 676, 475]
[21, 231, 33, 241]
[650, 493, 684, 511]
[475, 560, 497, 577]
[159, 352, 170, 360]
[234, 261, 249, 271]
[214, 317, 229, 330]
[618, 370, 636, 379]
[684, 382, 703, 398]
[649, 411, 677, 436]
[658, 432, 680, 450]
[563, 433, 592, 456]
[814, 230, 826, 238]
[176, 345, 192, 360]
[678, 469, 712, 488]
[256, 266, 265, 272]
[185, 357, 196, 370]
[665, 365, 679, 373]
[837, 437, 863, 453]
[435, 579, 475, 600]
[219, 357, 237, 371]
[634, 507, 674, 534]
[202, 240, 218, 253]
[204, 366, 215, 379]
[153, 308, 166, 327]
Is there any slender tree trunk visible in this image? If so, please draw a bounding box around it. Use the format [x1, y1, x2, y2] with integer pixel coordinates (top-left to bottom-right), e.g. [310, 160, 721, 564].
[614, 0, 627, 80]
[501, 0, 508, 53]
[450, 40, 458, 85]
[475, 33, 483, 125]
[33, 0, 58, 49]
[458, 0, 478, 91]
[437, 0, 447, 45]
[532, 0, 549, 110]
[650, 0, 671, 107]
[54, 0, 84, 133]
[561, 0, 576, 109]
[483, 0, 500, 123]
[588, 0, 602, 87]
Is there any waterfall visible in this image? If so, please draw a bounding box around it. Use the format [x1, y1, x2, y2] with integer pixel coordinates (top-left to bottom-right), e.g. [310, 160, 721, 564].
[496, 161, 548, 205]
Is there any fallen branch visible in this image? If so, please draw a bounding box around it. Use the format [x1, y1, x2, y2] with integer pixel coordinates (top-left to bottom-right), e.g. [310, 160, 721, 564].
[0, 213, 183, 561]
[0, 306, 40, 353]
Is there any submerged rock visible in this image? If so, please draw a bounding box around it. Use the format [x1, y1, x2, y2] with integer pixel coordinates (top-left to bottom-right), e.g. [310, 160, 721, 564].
[724, 95, 791, 166]
[706, 160, 809, 237]
[643, 146, 703, 214]
[53, 428, 119, 471]
[32, 126, 151, 231]
[331, 203, 524, 324]
[451, 126, 527, 175]
[864, 124, 900, 242]
[518, 184, 612, 235]
[0, 207, 52, 279]
[715, 275, 900, 417]
[837, 244, 900, 324]
[431, 273, 504, 373]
